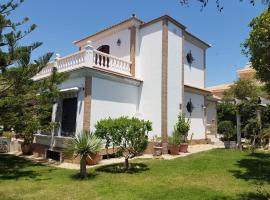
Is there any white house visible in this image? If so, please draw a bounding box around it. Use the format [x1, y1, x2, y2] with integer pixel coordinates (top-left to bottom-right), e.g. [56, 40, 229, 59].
[32, 15, 218, 160]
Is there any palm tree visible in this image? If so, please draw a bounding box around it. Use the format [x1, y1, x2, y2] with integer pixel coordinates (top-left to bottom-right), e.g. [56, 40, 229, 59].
[65, 130, 102, 179]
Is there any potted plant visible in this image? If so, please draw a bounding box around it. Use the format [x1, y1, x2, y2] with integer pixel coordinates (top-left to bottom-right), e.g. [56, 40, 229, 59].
[175, 113, 190, 153]
[86, 152, 102, 165]
[21, 132, 33, 155]
[218, 121, 236, 149]
[168, 128, 180, 155]
[152, 135, 163, 156]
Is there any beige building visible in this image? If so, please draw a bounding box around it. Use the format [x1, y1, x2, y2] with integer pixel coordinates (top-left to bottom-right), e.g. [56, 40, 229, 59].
[208, 63, 256, 98]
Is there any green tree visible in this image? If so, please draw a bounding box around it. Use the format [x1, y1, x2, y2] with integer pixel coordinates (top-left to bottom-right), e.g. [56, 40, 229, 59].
[65, 131, 102, 179]
[95, 117, 152, 170]
[0, 1, 66, 147]
[217, 102, 236, 125]
[224, 78, 261, 101]
[243, 7, 270, 93]
[180, 0, 269, 11]
[175, 113, 190, 143]
[218, 121, 236, 141]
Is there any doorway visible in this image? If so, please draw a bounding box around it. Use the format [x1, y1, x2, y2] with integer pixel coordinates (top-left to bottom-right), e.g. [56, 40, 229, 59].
[61, 97, 78, 137]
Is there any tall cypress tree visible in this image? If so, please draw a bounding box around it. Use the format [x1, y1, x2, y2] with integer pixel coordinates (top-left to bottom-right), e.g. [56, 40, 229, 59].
[0, 0, 66, 145]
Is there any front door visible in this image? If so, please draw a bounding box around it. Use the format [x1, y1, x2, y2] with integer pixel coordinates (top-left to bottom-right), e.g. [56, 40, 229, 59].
[61, 97, 77, 137]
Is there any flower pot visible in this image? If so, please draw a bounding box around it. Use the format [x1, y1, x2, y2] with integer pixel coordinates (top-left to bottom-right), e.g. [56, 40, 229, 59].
[86, 153, 101, 165]
[224, 141, 237, 149]
[169, 144, 179, 155]
[153, 146, 163, 156]
[21, 144, 32, 155]
[179, 143, 188, 153]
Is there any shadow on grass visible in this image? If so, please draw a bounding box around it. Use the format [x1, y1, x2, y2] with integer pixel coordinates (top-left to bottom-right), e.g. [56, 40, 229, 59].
[96, 163, 149, 174]
[0, 153, 54, 180]
[230, 152, 270, 184]
[69, 172, 98, 180]
[212, 191, 270, 200]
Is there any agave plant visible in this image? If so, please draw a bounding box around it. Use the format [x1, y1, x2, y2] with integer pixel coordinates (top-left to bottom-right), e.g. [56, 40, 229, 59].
[65, 130, 102, 179]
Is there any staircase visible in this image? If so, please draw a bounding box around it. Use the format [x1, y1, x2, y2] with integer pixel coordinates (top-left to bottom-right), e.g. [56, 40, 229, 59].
[207, 134, 224, 146]
[206, 123, 224, 146]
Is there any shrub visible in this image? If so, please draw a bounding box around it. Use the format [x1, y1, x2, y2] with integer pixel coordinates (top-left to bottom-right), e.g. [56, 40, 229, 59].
[217, 102, 236, 125]
[65, 130, 102, 179]
[244, 118, 261, 150]
[2, 131, 15, 139]
[168, 127, 181, 145]
[218, 121, 236, 141]
[94, 117, 152, 170]
[175, 113, 190, 143]
[258, 126, 270, 148]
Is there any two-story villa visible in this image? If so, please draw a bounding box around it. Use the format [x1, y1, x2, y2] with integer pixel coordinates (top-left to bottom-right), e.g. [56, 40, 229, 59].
[32, 15, 218, 161]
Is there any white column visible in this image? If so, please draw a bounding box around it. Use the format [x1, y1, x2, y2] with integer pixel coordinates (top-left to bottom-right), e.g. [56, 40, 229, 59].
[85, 41, 94, 67]
[53, 53, 60, 71]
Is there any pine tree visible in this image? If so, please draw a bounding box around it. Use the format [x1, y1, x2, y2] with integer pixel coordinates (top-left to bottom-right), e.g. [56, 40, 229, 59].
[0, 0, 66, 146]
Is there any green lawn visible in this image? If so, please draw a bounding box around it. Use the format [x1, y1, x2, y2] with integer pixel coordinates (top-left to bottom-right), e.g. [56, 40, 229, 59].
[0, 149, 269, 200]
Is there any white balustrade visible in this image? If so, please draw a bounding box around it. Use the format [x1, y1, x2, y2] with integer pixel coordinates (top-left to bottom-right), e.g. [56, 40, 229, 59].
[93, 50, 131, 75]
[33, 48, 132, 80]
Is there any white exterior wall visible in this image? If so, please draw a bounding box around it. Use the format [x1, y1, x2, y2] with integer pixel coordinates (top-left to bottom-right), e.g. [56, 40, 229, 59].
[81, 29, 131, 61]
[90, 77, 138, 130]
[184, 91, 205, 140]
[58, 77, 85, 134]
[167, 22, 183, 136]
[137, 21, 163, 139]
[184, 40, 205, 88]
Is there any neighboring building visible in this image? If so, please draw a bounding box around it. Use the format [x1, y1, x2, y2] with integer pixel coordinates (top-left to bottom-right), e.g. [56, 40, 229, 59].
[32, 15, 218, 161]
[208, 63, 256, 99]
[207, 83, 232, 99]
[237, 63, 256, 80]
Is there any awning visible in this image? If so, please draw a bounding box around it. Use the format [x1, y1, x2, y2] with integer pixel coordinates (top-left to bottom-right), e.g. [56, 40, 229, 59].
[60, 87, 79, 98]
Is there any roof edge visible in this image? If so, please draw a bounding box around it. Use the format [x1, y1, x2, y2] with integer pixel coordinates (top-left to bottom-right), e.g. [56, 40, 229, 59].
[74, 16, 144, 45]
[184, 31, 211, 49]
[139, 15, 186, 30]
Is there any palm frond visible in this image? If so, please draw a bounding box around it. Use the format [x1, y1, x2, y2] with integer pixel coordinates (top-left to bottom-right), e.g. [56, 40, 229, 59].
[65, 130, 102, 157]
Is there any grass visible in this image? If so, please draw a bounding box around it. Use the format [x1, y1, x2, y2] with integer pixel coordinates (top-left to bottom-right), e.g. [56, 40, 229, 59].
[0, 149, 269, 200]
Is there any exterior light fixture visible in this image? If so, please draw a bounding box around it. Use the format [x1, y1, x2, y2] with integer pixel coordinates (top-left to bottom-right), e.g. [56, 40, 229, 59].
[186, 50, 194, 64]
[186, 99, 194, 115]
[117, 39, 121, 46]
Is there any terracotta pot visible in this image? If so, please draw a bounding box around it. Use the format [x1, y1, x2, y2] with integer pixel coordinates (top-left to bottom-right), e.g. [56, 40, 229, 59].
[21, 144, 32, 155]
[86, 153, 101, 165]
[169, 144, 179, 155]
[179, 143, 188, 153]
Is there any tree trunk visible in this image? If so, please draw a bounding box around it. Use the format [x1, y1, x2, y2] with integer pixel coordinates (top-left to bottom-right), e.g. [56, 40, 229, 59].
[80, 155, 87, 179]
[236, 111, 242, 150]
[124, 158, 129, 170]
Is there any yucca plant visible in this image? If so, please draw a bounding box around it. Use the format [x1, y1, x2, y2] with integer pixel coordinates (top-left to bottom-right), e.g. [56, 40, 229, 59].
[65, 130, 102, 179]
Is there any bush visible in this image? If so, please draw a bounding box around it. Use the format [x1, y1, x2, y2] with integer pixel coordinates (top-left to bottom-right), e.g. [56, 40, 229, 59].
[65, 130, 102, 179]
[217, 102, 236, 125]
[94, 117, 152, 170]
[175, 113, 190, 143]
[2, 131, 15, 139]
[218, 121, 236, 141]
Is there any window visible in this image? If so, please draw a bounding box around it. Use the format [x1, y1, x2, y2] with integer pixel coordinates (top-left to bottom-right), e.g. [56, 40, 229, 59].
[97, 45, 110, 54]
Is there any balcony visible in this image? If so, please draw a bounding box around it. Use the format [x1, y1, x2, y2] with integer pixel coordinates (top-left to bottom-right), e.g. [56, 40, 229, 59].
[33, 42, 132, 81]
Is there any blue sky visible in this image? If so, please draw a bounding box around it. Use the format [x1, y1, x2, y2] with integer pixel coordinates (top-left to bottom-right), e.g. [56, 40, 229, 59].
[10, 0, 267, 87]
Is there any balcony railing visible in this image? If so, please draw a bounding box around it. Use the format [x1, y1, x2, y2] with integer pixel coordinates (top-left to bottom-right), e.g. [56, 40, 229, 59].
[33, 42, 132, 80]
